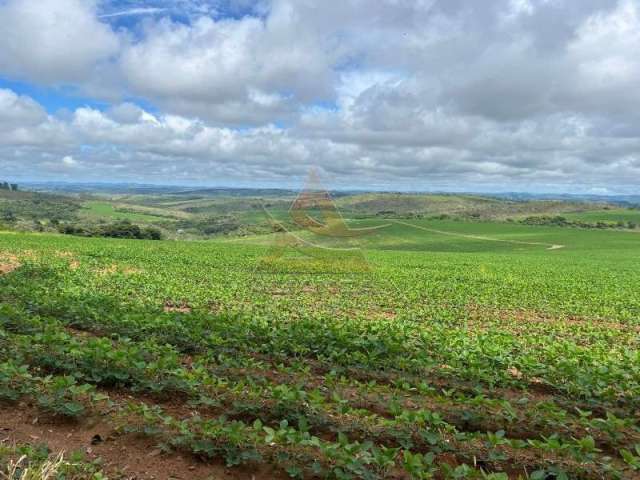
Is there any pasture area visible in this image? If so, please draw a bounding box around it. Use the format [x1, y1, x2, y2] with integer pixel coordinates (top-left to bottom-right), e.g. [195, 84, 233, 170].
[80, 201, 174, 223]
[562, 209, 640, 224]
[0, 220, 639, 479]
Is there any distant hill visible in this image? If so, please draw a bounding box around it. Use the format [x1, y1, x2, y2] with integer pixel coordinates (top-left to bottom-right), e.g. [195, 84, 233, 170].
[334, 193, 606, 220]
[23, 181, 640, 205]
[490, 192, 640, 206]
[4, 183, 636, 237]
[0, 189, 82, 226]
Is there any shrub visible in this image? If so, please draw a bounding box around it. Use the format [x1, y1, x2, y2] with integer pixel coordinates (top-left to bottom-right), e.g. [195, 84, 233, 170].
[58, 220, 162, 240]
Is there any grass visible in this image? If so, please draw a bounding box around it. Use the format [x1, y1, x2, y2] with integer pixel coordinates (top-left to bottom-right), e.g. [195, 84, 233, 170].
[0, 444, 105, 480]
[80, 201, 167, 223]
[563, 208, 640, 223]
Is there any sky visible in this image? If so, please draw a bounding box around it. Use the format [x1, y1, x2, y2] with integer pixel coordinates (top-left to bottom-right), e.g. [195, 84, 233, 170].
[0, 0, 639, 193]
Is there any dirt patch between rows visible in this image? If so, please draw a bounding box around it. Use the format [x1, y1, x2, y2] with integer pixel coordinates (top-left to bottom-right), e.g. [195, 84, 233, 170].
[164, 301, 193, 313]
[0, 405, 282, 480]
[466, 303, 640, 333]
[96, 264, 119, 276]
[0, 252, 20, 275]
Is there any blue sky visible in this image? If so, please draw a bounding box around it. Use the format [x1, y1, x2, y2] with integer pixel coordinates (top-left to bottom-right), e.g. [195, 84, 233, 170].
[0, 77, 110, 113]
[99, 0, 265, 25]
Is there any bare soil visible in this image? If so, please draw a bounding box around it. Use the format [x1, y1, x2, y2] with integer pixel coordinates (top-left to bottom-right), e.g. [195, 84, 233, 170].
[0, 252, 20, 275]
[0, 405, 284, 480]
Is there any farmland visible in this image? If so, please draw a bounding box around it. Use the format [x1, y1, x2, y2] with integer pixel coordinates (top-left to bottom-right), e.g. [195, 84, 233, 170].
[79, 201, 177, 223]
[1, 205, 640, 479]
[562, 209, 640, 224]
[4, 1, 640, 478]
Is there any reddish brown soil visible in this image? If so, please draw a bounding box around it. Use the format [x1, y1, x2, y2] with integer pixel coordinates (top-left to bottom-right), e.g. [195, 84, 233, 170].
[163, 302, 193, 314]
[0, 253, 20, 275]
[0, 405, 284, 480]
[467, 303, 640, 332]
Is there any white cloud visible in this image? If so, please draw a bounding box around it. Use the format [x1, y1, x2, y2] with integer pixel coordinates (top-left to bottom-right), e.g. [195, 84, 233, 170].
[567, 0, 640, 110]
[0, 90, 637, 192]
[1, 0, 640, 191]
[0, 0, 119, 84]
[118, 11, 333, 122]
[0, 89, 47, 126]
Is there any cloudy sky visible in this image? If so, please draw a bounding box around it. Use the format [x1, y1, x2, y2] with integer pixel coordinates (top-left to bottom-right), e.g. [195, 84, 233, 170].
[0, 0, 639, 193]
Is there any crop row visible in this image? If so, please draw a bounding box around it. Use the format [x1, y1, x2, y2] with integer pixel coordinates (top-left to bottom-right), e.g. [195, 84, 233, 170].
[0, 310, 637, 477]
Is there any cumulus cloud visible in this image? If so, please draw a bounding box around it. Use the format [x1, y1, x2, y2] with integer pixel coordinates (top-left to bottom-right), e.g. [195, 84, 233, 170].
[118, 7, 335, 123]
[0, 89, 47, 127]
[0, 0, 119, 84]
[0, 0, 640, 192]
[0, 92, 636, 192]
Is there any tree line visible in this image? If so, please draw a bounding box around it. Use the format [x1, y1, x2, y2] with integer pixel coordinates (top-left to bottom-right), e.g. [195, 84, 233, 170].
[520, 215, 637, 230]
[58, 219, 162, 240]
[0, 182, 18, 191]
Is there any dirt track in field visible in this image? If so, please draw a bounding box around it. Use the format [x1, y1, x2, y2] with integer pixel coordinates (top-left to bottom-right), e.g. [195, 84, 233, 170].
[392, 220, 566, 250]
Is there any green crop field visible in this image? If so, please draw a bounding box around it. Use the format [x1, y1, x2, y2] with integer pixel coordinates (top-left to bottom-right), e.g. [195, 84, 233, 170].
[1, 215, 640, 479]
